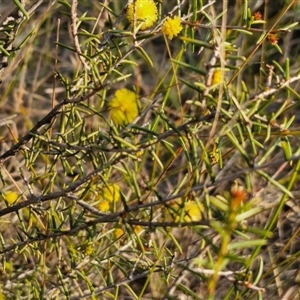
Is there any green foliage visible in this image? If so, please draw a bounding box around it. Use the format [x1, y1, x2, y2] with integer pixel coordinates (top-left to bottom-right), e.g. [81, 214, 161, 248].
[0, 1, 300, 299]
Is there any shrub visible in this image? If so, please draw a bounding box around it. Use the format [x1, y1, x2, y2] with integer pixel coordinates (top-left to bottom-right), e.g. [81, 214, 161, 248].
[0, 1, 300, 299]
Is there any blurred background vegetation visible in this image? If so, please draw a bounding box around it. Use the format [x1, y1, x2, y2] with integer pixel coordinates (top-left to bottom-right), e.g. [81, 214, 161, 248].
[0, 0, 300, 299]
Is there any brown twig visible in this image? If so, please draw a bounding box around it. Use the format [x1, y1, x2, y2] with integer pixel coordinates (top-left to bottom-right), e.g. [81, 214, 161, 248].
[0, 0, 45, 83]
[70, 0, 90, 71]
[182, 20, 294, 34]
[0, 85, 102, 163]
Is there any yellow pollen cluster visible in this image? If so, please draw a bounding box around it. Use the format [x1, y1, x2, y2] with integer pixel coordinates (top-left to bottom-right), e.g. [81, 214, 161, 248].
[126, 0, 158, 31]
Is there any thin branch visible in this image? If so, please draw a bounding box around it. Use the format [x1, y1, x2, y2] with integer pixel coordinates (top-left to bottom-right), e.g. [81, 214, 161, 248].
[0, 149, 298, 255]
[0, 0, 47, 83]
[182, 20, 293, 34]
[190, 267, 266, 293]
[248, 74, 300, 102]
[70, 0, 90, 71]
[0, 84, 102, 162]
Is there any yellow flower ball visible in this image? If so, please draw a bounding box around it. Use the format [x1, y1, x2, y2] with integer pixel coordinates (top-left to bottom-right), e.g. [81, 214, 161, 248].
[81, 242, 94, 256]
[98, 200, 110, 212]
[211, 69, 222, 86]
[108, 88, 139, 126]
[98, 184, 121, 212]
[168, 200, 203, 222]
[134, 225, 143, 234]
[102, 184, 120, 203]
[126, 0, 158, 30]
[183, 201, 203, 222]
[161, 16, 183, 40]
[114, 227, 125, 239]
[2, 191, 19, 205]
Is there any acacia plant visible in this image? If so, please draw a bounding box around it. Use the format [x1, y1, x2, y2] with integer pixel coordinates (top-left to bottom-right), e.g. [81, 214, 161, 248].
[0, 1, 300, 299]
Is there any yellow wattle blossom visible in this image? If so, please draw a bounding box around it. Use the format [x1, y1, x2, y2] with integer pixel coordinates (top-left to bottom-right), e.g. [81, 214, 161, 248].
[183, 201, 203, 222]
[161, 16, 183, 40]
[211, 69, 222, 86]
[114, 227, 125, 239]
[2, 191, 19, 205]
[126, 0, 158, 31]
[102, 183, 121, 202]
[168, 200, 203, 222]
[98, 200, 110, 212]
[98, 183, 121, 212]
[108, 88, 139, 126]
[133, 225, 143, 234]
[80, 241, 94, 256]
